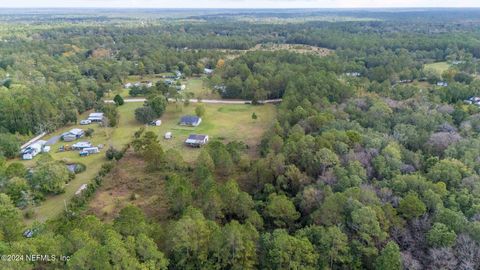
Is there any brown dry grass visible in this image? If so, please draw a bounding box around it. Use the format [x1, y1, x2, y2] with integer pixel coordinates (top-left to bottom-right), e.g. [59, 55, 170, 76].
[87, 149, 169, 222]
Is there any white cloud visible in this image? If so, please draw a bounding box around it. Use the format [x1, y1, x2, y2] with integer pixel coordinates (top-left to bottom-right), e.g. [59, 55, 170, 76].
[1, 0, 480, 8]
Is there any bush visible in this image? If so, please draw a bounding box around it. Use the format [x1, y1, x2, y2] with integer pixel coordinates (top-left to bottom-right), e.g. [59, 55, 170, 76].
[74, 163, 87, 174]
[24, 208, 36, 219]
[85, 128, 94, 137]
[114, 94, 125, 106]
[106, 147, 124, 160]
[99, 162, 115, 177]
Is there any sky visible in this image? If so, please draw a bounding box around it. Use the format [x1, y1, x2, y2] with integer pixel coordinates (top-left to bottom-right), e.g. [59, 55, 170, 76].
[1, 0, 480, 9]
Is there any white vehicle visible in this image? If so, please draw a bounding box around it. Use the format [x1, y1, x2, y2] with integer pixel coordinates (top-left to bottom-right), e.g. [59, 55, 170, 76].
[80, 119, 91, 125]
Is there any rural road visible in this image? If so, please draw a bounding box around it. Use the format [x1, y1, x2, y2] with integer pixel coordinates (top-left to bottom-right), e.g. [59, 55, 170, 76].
[104, 98, 283, 104]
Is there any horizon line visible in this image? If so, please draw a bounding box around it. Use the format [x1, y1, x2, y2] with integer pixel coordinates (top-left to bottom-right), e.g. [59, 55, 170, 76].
[2, 7, 480, 9]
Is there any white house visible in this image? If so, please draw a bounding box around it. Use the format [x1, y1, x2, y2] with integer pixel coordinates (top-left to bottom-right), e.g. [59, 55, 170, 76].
[165, 132, 172, 140]
[124, 82, 133, 88]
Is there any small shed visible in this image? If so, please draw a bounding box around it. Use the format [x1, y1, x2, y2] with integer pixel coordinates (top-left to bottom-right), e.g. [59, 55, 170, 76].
[165, 132, 172, 140]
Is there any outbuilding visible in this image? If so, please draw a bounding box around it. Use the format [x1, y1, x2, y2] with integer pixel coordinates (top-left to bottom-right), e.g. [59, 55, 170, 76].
[165, 132, 172, 140]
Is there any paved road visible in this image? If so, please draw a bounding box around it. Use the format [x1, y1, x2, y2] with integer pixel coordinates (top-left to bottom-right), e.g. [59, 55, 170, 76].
[104, 98, 282, 104]
[46, 135, 61, 146]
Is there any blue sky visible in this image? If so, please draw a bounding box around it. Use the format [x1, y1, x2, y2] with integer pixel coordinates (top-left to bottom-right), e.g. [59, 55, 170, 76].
[1, 0, 479, 8]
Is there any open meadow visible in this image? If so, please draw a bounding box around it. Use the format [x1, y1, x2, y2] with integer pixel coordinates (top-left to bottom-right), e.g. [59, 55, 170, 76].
[424, 61, 451, 75]
[144, 102, 276, 162]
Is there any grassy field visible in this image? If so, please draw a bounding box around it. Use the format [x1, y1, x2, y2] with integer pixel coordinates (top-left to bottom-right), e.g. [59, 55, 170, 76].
[23, 103, 144, 224]
[22, 101, 276, 223]
[184, 77, 221, 99]
[424, 61, 450, 75]
[144, 102, 276, 162]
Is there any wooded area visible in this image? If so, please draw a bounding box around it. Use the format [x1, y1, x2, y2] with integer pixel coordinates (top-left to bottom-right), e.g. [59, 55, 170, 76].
[0, 8, 480, 270]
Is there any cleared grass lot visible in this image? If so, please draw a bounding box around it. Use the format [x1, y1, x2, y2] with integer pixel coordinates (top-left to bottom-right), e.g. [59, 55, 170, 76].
[145, 102, 276, 162]
[424, 61, 451, 75]
[184, 77, 221, 100]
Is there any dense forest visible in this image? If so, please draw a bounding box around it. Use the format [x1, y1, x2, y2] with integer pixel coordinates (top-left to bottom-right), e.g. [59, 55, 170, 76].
[0, 8, 480, 270]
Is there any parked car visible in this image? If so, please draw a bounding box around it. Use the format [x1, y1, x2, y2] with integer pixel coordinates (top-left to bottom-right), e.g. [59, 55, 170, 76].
[80, 119, 91, 125]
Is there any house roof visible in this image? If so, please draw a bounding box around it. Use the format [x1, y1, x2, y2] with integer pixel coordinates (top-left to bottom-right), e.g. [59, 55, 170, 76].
[70, 128, 84, 135]
[180, 115, 201, 124]
[89, 112, 104, 118]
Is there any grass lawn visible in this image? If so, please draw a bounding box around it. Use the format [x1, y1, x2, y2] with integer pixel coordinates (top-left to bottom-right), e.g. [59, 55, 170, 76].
[183, 77, 221, 100]
[424, 61, 450, 75]
[144, 102, 277, 162]
[23, 103, 145, 224]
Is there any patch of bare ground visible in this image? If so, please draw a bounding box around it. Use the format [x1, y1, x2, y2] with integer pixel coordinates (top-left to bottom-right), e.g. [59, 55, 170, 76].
[87, 149, 169, 222]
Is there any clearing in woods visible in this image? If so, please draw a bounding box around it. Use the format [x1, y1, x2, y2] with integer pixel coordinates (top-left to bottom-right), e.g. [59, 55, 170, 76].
[424, 61, 451, 75]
